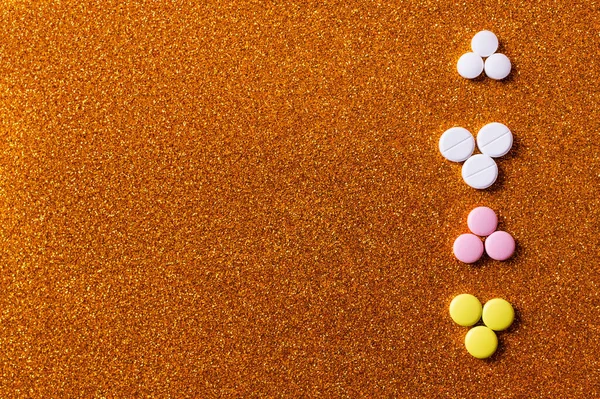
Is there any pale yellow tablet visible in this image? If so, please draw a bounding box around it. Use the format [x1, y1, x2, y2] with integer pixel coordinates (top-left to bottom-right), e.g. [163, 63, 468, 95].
[449, 294, 482, 327]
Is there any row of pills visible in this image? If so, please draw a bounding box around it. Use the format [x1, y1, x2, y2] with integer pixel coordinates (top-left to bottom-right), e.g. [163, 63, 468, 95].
[449, 294, 514, 359]
[442, 31, 518, 360]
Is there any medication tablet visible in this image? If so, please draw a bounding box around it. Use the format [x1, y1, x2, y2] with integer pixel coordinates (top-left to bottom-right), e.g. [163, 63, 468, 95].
[477, 122, 513, 158]
[465, 326, 498, 359]
[485, 231, 515, 261]
[471, 30, 498, 57]
[457, 52, 484, 79]
[467, 206, 498, 237]
[482, 298, 514, 331]
[484, 53, 511, 80]
[461, 154, 498, 189]
[453, 234, 484, 264]
[439, 127, 475, 162]
[449, 294, 482, 327]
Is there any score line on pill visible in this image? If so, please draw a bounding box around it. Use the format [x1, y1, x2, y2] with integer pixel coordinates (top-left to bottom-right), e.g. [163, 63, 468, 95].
[439, 127, 475, 162]
[477, 122, 513, 158]
[461, 154, 498, 189]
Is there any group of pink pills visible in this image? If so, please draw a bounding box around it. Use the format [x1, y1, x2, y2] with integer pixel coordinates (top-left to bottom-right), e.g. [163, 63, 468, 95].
[453, 206, 515, 263]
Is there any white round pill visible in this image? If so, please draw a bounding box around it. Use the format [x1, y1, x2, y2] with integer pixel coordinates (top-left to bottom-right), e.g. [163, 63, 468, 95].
[457, 52, 484, 79]
[471, 31, 499, 57]
[439, 127, 475, 162]
[477, 122, 513, 158]
[484, 53, 511, 80]
[462, 154, 498, 189]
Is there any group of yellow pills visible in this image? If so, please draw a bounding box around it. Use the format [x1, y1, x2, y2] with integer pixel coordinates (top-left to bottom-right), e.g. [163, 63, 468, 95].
[449, 294, 515, 359]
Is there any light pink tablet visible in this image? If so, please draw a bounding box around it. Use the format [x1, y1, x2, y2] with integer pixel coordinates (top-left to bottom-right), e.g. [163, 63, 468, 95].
[485, 231, 515, 261]
[467, 206, 498, 237]
[453, 234, 484, 264]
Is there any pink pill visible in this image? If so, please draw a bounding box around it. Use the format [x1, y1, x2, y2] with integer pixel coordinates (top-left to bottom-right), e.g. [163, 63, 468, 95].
[467, 206, 498, 237]
[485, 231, 515, 261]
[453, 234, 484, 263]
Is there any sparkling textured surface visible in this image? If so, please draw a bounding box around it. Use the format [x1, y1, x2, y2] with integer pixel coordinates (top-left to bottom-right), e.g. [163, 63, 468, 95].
[0, 0, 599, 397]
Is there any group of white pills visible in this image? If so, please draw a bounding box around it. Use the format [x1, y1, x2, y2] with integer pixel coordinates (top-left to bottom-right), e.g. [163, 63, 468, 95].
[457, 31, 511, 80]
[439, 122, 513, 189]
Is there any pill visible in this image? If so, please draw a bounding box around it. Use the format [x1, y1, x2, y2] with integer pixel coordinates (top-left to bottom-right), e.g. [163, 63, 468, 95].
[467, 206, 498, 237]
[471, 30, 498, 57]
[464, 326, 498, 359]
[482, 298, 514, 331]
[439, 127, 475, 162]
[484, 231, 515, 261]
[449, 294, 482, 327]
[453, 233, 484, 263]
[477, 122, 513, 158]
[484, 53, 511, 80]
[457, 52, 484, 79]
[461, 154, 498, 189]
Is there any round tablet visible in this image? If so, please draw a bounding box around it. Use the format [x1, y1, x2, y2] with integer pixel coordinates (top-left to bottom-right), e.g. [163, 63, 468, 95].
[453, 234, 484, 264]
[485, 231, 515, 261]
[467, 206, 498, 237]
[439, 127, 475, 162]
[465, 326, 498, 359]
[482, 298, 514, 331]
[457, 52, 484, 79]
[461, 154, 498, 189]
[477, 122, 513, 158]
[484, 53, 511, 80]
[471, 30, 498, 57]
[449, 294, 482, 327]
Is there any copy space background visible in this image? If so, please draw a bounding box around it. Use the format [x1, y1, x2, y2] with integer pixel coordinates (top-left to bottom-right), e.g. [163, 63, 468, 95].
[0, 0, 598, 397]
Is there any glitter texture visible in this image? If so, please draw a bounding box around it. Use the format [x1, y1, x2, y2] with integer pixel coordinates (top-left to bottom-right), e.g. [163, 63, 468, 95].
[0, 0, 599, 397]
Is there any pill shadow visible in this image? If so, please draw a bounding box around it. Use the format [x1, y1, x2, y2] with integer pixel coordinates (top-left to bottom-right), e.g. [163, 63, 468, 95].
[470, 72, 487, 83]
[481, 169, 507, 195]
[470, 234, 521, 268]
[504, 237, 523, 264]
[499, 131, 521, 161]
[484, 307, 521, 363]
[500, 63, 517, 84]
[475, 134, 521, 195]
[466, 233, 524, 268]
[493, 41, 517, 84]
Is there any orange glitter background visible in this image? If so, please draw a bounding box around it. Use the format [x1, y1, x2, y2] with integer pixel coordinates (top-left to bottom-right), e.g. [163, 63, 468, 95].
[0, 0, 599, 397]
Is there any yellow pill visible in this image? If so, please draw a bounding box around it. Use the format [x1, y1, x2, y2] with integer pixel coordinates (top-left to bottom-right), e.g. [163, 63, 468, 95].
[465, 326, 498, 359]
[449, 294, 482, 326]
[482, 298, 515, 331]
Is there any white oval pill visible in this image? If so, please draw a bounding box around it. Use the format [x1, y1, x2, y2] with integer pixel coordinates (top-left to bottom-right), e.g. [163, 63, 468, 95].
[477, 122, 513, 158]
[462, 154, 498, 189]
[484, 53, 511, 80]
[439, 127, 475, 162]
[471, 31, 499, 57]
[457, 52, 484, 79]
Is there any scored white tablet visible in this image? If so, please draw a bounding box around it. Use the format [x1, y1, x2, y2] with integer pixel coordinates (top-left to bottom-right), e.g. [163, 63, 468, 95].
[462, 154, 498, 189]
[477, 122, 513, 158]
[439, 127, 475, 162]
